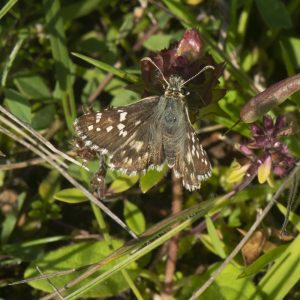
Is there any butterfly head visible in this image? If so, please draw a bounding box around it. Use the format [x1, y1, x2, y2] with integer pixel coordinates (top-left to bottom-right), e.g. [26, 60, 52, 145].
[164, 75, 186, 98]
[141, 57, 215, 100]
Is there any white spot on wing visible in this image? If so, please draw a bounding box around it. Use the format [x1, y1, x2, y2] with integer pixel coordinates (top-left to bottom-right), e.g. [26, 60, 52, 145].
[106, 126, 113, 132]
[119, 130, 128, 137]
[88, 125, 94, 131]
[96, 113, 102, 123]
[135, 120, 141, 126]
[186, 152, 193, 163]
[120, 112, 127, 121]
[96, 128, 101, 132]
[132, 141, 144, 152]
[91, 144, 99, 150]
[192, 145, 196, 154]
[117, 123, 125, 130]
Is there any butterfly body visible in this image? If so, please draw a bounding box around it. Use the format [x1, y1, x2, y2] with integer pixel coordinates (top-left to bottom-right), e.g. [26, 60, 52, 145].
[74, 75, 211, 191]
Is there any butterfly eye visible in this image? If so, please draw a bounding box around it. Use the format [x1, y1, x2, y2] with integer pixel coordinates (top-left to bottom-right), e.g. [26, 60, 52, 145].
[181, 87, 189, 96]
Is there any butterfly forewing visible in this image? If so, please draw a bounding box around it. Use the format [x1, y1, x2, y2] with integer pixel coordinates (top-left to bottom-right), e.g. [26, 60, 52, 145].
[74, 96, 165, 173]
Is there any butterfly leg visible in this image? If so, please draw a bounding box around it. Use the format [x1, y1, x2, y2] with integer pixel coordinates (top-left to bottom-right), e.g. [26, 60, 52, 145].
[91, 155, 107, 200]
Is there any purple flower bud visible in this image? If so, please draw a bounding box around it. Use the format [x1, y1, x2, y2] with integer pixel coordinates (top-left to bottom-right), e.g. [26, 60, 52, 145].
[263, 115, 274, 134]
[240, 145, 254, 156]
[240, 115, 295, 182]
[261, 152, 272, 163]
[250, 124, 263, 135]
[274, 116, 286, 134]
[254, 136, 268, 147]
[177, 29, 204, 61]
[139, 29, 224, 113]
[273, 165, 286, 176]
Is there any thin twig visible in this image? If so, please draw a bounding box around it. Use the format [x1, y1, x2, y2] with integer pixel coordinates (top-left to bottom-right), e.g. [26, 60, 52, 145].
[196, 124, 225, 134]
[0, 157, 46, 170]
[281, 173, 299, 235]
[0, 114, 68, 170]
[36, 266, 64, 300]
[0, 151, 81, 171]
[189, 162, 300, 300]
[0, 106, 87, 171]
[88, 61, 122, 103]
[162, 173, 183, 299]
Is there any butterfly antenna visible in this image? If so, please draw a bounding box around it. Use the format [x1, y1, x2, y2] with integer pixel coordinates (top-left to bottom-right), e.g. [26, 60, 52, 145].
[181, 65, 215, 87]
[141, 57, 169, 87]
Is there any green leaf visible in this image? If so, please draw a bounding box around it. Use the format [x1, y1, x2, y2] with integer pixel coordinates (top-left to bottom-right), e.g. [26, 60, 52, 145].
[38, 170, 61, 201]
[108, 174, 139, 193]
[1, 192, 26, 244]
[205, 216, 226, 259]
[276, 202, 300, 232]
[283, 37, 300, 68]
[110, 88, 139, 107]
[140, 164, 168, 193]
[31, 104, 56, 130]
[3, 235, 69, 262]
[179, 263, 263, 300]
[2, 33, 26, 87]
[14, 74, 51, 100]
[4, 89, 31, 123]
[54, 188, 87, 203]
[124, 200, 146, 235]
[257, 234, 300, 300]
[43, 0, 76, 131]
[61, 0, 103, 22]
[72, 52, 139, 83]
[162, 0, 196, 25]
[279, 42, 295, 76]
[238, 245, 288, 278]
[24, 240, 138, 298]
[143, 34, 173, 51]
[255, 0, 292, 29]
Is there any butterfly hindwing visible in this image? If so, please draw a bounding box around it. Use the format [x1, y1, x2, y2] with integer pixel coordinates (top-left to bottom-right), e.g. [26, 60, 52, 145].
[174, 123, 211, 191]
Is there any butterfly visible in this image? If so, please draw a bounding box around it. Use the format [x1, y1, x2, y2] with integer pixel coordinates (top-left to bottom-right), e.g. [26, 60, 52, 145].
[74, 59, 213, 191]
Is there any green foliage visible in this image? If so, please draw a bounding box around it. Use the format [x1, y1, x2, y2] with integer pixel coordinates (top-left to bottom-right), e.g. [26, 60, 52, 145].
[140, 164, 168, 193]
[1, 1, 300, 299]
[4, 89, 31, 123]
[124, 200, 146, 235]
[25, 240, 139, 298]
[54, 188, 87, 203]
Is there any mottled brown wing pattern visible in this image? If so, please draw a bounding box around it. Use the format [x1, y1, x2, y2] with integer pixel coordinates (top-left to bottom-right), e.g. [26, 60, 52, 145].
[74, 96, 165, 174]
[173, 123, 211, 191]
[74, 77, 212, 191]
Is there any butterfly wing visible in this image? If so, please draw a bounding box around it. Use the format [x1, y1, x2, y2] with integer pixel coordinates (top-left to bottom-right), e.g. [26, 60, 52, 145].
[173, 120, 211, 191]
[74, 96, 165, 174]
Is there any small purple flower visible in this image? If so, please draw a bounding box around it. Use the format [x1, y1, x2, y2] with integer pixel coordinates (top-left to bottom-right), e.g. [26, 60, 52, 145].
[239, 115, 295, 185]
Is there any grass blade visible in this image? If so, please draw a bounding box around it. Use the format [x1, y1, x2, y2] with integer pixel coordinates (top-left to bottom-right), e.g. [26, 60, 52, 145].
[43, 0, 76, 131]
